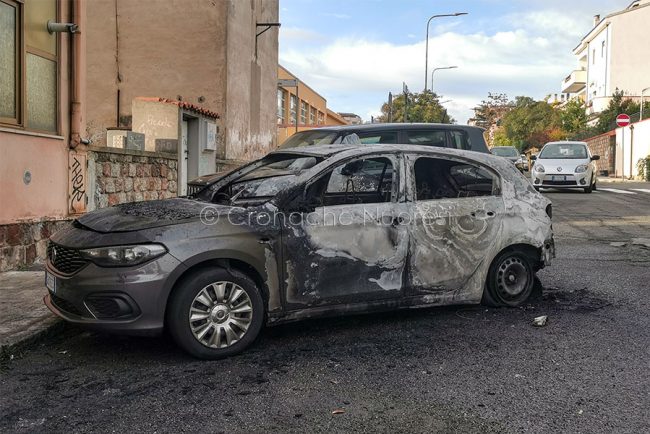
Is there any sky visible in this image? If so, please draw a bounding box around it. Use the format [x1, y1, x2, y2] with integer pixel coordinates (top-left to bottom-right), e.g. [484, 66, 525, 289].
[279, 0, 632, 124]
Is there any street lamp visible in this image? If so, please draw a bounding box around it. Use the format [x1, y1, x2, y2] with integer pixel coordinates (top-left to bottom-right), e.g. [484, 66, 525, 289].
[424, 12, 467, 91]
[640, 86, 650, 121]
[431, 66, 458, 92]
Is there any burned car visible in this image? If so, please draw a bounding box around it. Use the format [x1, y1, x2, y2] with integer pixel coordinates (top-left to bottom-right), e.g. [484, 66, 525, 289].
[44, 145, 555, 359]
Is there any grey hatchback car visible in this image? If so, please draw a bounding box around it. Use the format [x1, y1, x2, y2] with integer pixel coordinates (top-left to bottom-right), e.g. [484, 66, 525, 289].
[45, 145, 555, 359]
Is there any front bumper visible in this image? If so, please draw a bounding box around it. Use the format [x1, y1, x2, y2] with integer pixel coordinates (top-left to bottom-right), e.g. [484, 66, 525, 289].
[531, 172, 590, 188]
[44, 253, 185, 336]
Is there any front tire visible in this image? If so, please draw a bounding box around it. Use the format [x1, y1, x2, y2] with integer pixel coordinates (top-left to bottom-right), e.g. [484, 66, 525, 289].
[482, 250, 535, 307]
[167, 267, 264, 359]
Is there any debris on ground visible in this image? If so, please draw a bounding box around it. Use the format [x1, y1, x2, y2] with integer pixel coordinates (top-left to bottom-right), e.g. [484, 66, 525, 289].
[331, 409, 346, 415]
[610, 242, 627, 247]
[532, 316, 548, 327]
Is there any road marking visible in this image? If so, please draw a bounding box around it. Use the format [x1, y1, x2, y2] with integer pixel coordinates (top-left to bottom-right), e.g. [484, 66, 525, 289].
[631, 189, 650, 194]
[599, 188, 637, 195]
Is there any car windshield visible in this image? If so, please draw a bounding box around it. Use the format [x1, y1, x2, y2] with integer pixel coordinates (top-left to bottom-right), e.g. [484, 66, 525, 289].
[539, 143, 588, 159]
[279, 130, 361, 149]
[491, 147, 519, 157]
[279, 130, 339, 149]
[199, 154, 323, 203]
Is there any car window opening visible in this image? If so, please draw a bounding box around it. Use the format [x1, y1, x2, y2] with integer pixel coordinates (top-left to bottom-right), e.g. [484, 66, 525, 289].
[414, 157, 497, 200]
[306, 157, 395, 207]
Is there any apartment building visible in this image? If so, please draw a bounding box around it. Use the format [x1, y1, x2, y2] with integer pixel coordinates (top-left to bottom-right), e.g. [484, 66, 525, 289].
[561, 0, 650, 115]
[277, 65, 348, 144]
[0, 0, 279, 271]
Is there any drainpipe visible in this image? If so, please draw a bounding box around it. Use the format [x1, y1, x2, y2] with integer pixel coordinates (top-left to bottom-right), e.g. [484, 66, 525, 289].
[70, 0, 86, 148]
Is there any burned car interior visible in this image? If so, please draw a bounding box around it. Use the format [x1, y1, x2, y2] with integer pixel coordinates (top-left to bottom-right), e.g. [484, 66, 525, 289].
[307, 157, 395, 207]
[414, 157, 498, 200]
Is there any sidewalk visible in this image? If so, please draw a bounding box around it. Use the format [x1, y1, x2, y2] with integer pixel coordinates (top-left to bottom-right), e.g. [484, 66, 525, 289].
[0, 267, 60, 355]
[598, 176, 650, 183]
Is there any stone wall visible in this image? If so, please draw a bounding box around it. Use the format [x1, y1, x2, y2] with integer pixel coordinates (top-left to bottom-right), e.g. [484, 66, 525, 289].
[87, 147, 178, 210]
[0, 220, 71, 272]
[584, 131, 616, 176]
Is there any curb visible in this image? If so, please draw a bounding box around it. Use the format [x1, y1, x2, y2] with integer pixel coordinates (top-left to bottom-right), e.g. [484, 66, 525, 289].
[0, 318, 65, 361]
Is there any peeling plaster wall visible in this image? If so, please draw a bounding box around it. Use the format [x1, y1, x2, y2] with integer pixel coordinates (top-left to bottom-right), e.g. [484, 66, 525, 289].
[224, 0, 279, 161]
[85, 0, 228, 145]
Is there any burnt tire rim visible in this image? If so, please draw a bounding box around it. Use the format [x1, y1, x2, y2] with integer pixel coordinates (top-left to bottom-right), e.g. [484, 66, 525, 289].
[496, 256, 529, 300]
[188, 281, 253, 349]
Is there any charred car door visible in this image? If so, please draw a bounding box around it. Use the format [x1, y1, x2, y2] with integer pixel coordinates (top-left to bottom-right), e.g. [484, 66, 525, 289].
[403, 154, 505, 296]
[281, 154, 409, 309]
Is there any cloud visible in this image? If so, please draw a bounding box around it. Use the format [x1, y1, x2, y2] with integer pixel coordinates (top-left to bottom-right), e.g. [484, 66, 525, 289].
[280, 27, 573, 123]
[279, 1, 632, 123]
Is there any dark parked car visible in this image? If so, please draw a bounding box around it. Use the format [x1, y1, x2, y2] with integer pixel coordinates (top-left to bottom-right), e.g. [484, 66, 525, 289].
[279, 123, 489, 153]
[45, 145, 554, 359]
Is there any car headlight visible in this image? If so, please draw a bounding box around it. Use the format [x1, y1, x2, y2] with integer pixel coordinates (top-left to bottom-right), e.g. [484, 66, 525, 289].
[575, 164, 588, 173]
[80, 244, 167, 267]
[534, 164, 545, 173]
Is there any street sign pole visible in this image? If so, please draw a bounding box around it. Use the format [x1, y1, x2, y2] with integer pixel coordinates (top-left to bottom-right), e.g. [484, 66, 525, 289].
[403, 82, 409, 123]
[388, 92, 393, 123]
[616, 114, 632, 179]
[629, 124, 635, 180]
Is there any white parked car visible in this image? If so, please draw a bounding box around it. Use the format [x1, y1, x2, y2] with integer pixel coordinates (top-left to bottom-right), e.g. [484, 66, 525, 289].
[530, 141, 600, 193]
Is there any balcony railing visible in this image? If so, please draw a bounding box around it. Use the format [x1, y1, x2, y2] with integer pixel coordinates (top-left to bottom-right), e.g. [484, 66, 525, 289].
[561, 70, 587, 94]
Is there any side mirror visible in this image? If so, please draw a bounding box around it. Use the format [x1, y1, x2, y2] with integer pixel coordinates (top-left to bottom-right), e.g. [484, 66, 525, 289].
[530, 155, 537, 161]
[591, 155, 600, 161]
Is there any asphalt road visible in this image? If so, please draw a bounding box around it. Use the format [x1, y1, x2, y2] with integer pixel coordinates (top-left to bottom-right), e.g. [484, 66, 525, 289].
[1, 182, 649, 433]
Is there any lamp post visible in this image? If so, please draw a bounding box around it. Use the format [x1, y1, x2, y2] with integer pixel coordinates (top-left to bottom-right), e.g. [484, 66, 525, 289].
[431, 66, 458, 92]
[424, 12, 467, 91]
[640, 86, 650, 121]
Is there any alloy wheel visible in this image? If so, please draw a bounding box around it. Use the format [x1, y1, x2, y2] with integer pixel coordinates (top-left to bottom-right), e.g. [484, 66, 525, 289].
[188, 281, 253, 349]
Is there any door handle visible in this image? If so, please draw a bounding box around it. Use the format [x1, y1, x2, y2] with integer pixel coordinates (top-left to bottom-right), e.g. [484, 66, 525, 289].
[258, 238, 271, 245]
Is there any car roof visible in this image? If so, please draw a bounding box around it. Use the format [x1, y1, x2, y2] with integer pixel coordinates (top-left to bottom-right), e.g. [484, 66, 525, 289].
[271, 143, 506, 167]
[303, 123, 485, 133]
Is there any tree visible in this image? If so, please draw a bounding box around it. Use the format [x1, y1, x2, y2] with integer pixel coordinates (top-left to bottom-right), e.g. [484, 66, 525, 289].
[377, 90, 455, 124]
[559, 98, 588, 134]
[500, 97, 562, 151]
[472, 93, 512, 130]
[595, 89, 646, 134]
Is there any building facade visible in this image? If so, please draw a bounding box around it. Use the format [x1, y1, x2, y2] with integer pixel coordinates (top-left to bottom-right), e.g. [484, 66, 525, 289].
[0, 0, 279, 271]
[561, 0, 650, 115]
[277, 65, 348, 144]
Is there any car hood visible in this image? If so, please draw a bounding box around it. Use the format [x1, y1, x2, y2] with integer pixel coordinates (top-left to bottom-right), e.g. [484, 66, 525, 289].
[535, 158, 589, 173]
[77, 198, 227, 233]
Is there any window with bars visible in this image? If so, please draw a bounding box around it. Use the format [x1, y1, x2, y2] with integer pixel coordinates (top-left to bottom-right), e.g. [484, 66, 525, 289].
[290, 95, 298, 125]
[309, 106, 316, 125]
[1, 0, 58, 133]
[300, 101, 307, 125]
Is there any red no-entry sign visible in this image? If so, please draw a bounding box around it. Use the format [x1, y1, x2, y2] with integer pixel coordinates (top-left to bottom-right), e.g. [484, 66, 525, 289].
[616, 113, 631, 127]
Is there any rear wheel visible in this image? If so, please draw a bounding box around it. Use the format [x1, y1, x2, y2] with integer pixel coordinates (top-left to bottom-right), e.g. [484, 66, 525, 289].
[482, 250, 535, 307]
[167, 268, 264, 359]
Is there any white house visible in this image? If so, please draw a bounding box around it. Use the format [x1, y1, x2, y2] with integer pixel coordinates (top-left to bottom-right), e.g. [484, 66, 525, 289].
[561, 0, 650, 115]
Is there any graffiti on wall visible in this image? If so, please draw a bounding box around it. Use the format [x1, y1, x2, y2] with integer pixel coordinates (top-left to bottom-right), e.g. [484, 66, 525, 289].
[69, 152, 87, 214]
